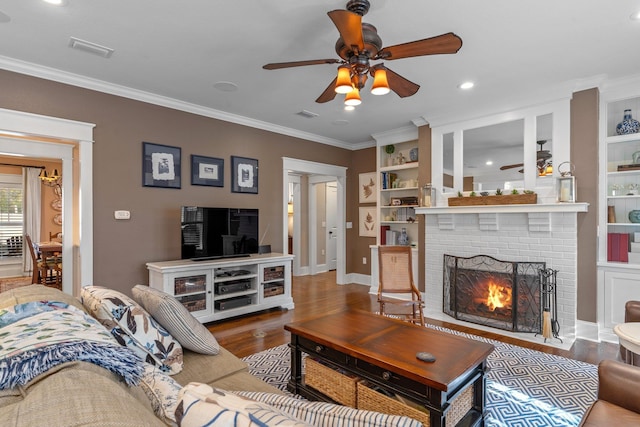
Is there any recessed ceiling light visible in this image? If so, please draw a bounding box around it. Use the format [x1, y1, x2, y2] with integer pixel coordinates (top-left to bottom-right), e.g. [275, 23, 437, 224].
[213, 81, 238, 92]
[458, 81, 474, 90]
[344, 105, 355, 111]
[42, 0, 67, 5]
[631, 11, 640, 20]
[486, 160, 493, 166]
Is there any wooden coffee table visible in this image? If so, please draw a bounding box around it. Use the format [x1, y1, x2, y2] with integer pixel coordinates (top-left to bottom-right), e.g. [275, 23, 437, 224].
[285, 310, 494, 427]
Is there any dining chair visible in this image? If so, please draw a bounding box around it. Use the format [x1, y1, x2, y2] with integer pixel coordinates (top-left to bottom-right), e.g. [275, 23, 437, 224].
[6, 236, 22, 256]
[377, 245, 425, 326]
[24, 234, 62, 289]
[49, 231, 62, 241]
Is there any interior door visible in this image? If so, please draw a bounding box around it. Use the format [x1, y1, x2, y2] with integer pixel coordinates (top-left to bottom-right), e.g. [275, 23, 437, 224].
[326, 182, 337, 271]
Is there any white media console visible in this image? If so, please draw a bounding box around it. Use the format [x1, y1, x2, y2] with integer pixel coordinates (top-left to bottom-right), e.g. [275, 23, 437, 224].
[146, 253, 294, 323]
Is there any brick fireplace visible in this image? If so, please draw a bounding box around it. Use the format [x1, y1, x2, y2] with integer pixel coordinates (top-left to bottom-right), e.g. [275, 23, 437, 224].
[416, 203, 588, 345]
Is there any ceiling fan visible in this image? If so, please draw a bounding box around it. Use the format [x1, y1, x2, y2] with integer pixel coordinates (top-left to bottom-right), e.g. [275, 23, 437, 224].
[499, 140, 552, 174]
[262, 0, 463, 105]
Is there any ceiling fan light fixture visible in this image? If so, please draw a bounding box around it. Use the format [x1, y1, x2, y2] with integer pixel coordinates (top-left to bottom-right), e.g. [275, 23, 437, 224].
[371, 68, 390, 95]
[344, 86, 362, 106]
[335, 66, 353, 94]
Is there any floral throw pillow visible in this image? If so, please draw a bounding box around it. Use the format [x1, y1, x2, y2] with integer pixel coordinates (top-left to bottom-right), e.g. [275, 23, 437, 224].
[80, 285, 183, 374]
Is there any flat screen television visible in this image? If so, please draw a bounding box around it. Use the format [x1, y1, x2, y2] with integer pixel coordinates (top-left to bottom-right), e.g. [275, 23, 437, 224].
[181, 206, 259, 260]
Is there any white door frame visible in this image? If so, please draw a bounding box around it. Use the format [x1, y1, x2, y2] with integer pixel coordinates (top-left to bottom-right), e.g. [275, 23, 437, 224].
[287, 174, 301, 275]
[282, 157, 347, 284]
[0, 108, 95, 295]
[326, 181, 338, 271]
[308, 175, 336, 275]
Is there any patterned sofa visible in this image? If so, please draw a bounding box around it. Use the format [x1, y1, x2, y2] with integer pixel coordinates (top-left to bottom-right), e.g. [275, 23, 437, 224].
[0, 285, 424, 427]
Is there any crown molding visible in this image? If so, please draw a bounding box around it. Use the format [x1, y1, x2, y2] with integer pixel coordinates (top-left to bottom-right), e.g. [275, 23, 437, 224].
[371, 124, 419, 145]
[0, 56, 371, 150]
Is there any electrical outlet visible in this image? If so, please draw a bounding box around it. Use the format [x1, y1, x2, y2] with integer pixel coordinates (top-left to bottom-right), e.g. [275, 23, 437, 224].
[362, 257, 367, 265]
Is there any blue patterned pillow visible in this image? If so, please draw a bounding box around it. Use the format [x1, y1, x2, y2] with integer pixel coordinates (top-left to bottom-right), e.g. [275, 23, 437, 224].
[80, 286, 183, 374]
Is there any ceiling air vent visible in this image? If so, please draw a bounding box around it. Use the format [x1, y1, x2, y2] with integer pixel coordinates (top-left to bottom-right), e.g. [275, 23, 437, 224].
[296, 110, 319, 119]
[68, 37, 114, 58]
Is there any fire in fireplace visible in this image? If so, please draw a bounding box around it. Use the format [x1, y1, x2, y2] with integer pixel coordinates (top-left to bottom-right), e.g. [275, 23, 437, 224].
[486, 281, 512, 312]
[443, 254, 545, 333]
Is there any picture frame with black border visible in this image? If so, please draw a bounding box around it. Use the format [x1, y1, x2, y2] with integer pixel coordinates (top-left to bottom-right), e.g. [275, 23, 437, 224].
[231, 156, 258, 194]
[191, 154, 224, 187]
[142, 142, 181, 189]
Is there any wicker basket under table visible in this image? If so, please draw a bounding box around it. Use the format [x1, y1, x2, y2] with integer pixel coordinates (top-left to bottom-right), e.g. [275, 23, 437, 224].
[357, 380, 475, 427]
[304, 358, 358, 407]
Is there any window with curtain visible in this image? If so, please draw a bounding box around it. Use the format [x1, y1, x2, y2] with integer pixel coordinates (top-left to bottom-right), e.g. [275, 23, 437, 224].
[0, 173, 23, 259]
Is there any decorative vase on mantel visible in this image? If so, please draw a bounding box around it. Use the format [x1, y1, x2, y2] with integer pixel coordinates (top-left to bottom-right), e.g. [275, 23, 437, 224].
[616, 109, 640, 135]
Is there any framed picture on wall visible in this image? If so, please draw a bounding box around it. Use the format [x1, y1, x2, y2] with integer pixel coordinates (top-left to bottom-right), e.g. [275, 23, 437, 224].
[231, 156, 258, 194]
[191, 155, 224, 187]
[359, 206, 377, 237]
[359, 172, 377, 203]
[142, 142, 181, 189]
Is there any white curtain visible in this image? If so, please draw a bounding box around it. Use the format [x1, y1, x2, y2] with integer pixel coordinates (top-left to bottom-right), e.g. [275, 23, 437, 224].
[22, 167, 41, 273]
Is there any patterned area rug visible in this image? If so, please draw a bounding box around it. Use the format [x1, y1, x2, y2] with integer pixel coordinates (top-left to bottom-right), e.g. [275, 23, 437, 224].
[242, 325, 597, 427]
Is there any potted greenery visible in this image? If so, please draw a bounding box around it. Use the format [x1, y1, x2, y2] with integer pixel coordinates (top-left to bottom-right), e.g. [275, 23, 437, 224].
[384, 145, 395, 166]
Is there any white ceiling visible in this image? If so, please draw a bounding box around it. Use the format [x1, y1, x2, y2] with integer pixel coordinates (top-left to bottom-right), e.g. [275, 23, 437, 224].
[1, 1, 639, 150]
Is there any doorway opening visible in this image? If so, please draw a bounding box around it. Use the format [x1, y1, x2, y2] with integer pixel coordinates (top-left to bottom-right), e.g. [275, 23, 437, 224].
[282, 158, 347, 284]
[0, 108, 95, 294]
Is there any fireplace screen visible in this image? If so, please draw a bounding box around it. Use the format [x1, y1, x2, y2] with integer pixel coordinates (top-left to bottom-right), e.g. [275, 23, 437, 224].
[443, 254, 544, 333]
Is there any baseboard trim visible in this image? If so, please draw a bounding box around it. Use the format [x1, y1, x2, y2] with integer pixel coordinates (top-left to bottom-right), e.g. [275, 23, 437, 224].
[346, 273, 370, 286]
[575, 320, 600, 342]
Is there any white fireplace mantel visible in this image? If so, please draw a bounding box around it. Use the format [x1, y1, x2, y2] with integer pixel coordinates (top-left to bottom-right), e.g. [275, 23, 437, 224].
[415, 202, 589, 215]
[416, 203, 588, 232]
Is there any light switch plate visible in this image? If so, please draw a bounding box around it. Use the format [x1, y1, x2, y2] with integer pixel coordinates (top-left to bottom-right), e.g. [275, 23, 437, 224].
[114, 210, 130, 220]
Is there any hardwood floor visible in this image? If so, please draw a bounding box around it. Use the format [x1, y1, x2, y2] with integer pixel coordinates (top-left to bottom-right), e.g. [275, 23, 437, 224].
[207, 271, 621, 365]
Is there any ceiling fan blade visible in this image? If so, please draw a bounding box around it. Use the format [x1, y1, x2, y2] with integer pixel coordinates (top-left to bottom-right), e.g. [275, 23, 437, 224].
[377, 32, 463, 60]
[328, 10, 364, 52]
[380, 66, 420, 98]
[263, 59, 340, 70]
[315, 78, 338, 103]
[500, 163, 524, 171]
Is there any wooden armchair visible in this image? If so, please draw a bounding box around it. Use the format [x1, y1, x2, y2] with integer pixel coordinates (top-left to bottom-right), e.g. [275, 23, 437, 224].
[24, 234, 61, 289]
[377, 245, 424, 326]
